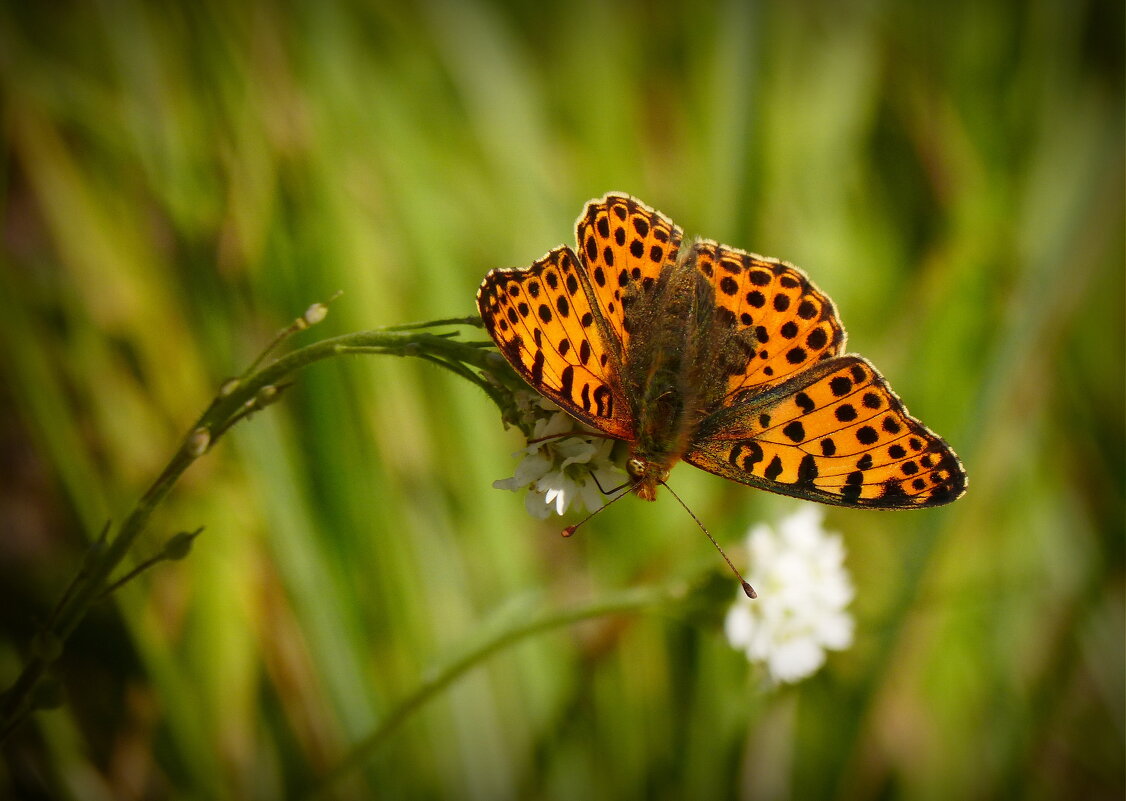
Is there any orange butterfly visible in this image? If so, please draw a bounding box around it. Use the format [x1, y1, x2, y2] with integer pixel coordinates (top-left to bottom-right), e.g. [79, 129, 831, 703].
[477, 193, 966, 509]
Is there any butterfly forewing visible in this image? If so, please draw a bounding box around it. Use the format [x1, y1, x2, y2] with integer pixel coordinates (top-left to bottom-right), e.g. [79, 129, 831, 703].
[477, 247, 633, 439]
[574, 194, 684, 354]
[685, 356, 966, 508]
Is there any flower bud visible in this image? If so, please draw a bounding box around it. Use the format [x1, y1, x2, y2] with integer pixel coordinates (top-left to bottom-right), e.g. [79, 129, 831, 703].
[303, 303, 329, 326]
[185, 427, 211, 457]
[219, 377, 241, 397]
[163, 529, 200, 561]
[255, 385, 278, 408]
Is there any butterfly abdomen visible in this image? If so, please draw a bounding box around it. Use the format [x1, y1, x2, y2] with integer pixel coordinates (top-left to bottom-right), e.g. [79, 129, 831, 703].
[622, 251, 702, 467]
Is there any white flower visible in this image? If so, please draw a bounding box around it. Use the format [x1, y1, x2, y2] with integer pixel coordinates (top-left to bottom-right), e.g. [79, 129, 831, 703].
[493, 394, 624, 519]
[724, 506, 855, 684]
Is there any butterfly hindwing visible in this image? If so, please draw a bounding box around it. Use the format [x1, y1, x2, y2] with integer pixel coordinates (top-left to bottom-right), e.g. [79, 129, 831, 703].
[477, 247, 633, 439]
[684, 356, 966, 508]
[574, 193, 684, 355]
[689, 242, 846, 403]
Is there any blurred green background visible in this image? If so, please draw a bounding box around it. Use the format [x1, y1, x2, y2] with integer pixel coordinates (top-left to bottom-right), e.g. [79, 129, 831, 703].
[1, 0, 1122, 798]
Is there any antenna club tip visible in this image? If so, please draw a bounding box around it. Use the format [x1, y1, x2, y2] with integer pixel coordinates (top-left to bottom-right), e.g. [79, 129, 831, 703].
[561, 526, 577, 538]
[742, 582, 758, 600]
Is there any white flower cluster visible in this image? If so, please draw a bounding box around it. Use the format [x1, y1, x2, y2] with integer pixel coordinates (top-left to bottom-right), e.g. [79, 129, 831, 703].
[725, 506, 855, 684]
[492, 394, 624, 519]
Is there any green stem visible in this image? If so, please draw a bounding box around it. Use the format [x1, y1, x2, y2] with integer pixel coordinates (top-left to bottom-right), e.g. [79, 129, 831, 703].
[304, 585, 683, 799]
[384, 315, 484, 331]
[0, 324, 500, 742]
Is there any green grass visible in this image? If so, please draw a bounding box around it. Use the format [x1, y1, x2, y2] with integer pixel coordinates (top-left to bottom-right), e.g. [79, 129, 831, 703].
[1, 0, 1122, 798]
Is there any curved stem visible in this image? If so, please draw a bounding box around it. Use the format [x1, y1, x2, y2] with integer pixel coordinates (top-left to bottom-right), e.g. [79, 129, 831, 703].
[303, 585, 683, 799]
[0, 324, 500, 742]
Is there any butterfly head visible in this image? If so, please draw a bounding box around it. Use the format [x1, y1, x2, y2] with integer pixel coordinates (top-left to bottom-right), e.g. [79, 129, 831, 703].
[627, 457, 670, 502]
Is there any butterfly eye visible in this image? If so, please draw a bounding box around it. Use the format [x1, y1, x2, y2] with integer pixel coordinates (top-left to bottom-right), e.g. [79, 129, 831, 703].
[627, 458, 645, 477]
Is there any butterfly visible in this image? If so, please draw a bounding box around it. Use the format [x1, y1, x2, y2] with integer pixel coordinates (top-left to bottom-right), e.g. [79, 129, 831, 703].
[476, 193, 966, 509]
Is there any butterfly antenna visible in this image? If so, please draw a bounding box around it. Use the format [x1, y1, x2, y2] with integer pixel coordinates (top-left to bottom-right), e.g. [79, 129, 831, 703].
[660, 481, 757, 599]
[561, 482, 635, 538]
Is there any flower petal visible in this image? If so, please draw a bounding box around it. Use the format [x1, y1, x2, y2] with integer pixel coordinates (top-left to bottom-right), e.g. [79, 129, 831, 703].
[725, 505, 855, 684]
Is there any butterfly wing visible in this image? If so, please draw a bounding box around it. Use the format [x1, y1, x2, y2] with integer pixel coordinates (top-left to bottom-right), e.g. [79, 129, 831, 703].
[685, 356, 966, 508]
[689, 242, 846, 403]
[477, 246, 634, 439]
[573, 193, 684, 355]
